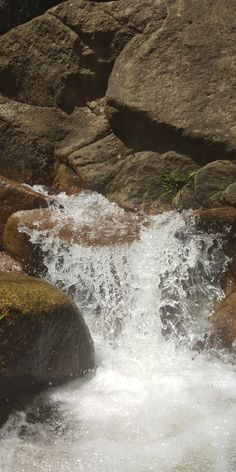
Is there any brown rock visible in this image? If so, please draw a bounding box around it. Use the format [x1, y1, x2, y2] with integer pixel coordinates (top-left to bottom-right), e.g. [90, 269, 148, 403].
[211, 291, 236, 348]
[68, 132, 198, 211]
[106, 0, 236, 161]
[68, 132, 129, 193]
[53, 164, 83, 195]
[0, 94, 108, 185]
[3, 207, 143, 274]
[0, 0, 166, 111]
[192, 207, 236, 292]
[173, 161, 236, 210]
[0, 272, 94, 415]
[105, 151, 198, 211]
[0, 175, 48, 245]
[193, 207, 236, 234]
[0, 252, 25, 275]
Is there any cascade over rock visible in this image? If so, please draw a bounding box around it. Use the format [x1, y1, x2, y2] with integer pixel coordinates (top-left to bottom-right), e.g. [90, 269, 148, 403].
[3, 206, 143, 274]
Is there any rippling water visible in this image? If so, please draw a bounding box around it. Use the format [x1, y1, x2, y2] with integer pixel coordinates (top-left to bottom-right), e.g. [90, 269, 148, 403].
[0, 191, 235, 472]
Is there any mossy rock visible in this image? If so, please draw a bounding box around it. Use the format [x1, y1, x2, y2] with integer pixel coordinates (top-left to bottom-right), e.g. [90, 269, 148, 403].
[0, 272, 94, 418]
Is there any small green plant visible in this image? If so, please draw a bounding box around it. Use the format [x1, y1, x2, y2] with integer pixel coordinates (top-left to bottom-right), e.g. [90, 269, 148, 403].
[162, 174, 187, 193]
[0, 313, 5, 321]
[187, 170, 197, 182]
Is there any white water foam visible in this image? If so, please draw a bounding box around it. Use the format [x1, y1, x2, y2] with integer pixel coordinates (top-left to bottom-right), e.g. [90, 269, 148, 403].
[0, 191, 235, 472]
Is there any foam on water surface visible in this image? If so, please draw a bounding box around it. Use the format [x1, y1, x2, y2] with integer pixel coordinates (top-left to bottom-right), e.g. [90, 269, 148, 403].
[0, 191, 235, 472]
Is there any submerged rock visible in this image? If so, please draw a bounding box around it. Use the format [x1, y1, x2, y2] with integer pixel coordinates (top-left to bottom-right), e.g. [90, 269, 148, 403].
[0, 174, 48, 245]
[3, 207, 143, 274]
[0, 272, 94, 416]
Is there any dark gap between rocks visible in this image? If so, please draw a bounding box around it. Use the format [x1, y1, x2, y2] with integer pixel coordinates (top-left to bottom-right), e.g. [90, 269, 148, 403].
[107, 103, 236, 165]
[0, 0, 64, 35]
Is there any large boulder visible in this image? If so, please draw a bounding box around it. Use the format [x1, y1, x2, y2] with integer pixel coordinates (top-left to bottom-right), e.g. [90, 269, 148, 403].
[0, 0, 167, 111]
[0, 272, 94, 412]
[0, 94, 108, 184]
[105, 150, 198, 211]
[0, 174, 48, 244]
[67, 131, 198, 210]
[106, 0, 236, 162]
[173, 161, 236, 210]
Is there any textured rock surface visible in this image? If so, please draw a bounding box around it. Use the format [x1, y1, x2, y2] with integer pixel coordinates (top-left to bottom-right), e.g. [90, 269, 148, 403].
[53, 164, 82, 195]
[105, 151, 198, 211]
[0, 174, 48, 244]
[68, 132, 130, 193]
[0, 252, 25, 274]
[173, 161, 236, 210]
[0, 0, 235, 213]
[0, 272, 94, 406]
[0, 95, 108, 184]
[211, 291, 236, 348]
[0, 0, 63, 35]
[0, 0, 167, 111]
[106, 0, 236, 161]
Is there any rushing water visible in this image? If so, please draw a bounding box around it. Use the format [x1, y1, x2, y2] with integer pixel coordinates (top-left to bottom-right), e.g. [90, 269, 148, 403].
[0, 191, 236, 472]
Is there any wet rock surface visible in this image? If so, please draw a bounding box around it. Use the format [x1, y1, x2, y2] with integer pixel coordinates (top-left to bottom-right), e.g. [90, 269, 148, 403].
[0, 272, 94, 415]
[3, 206, 143, 275]
[0, 252, 25, 274]
[211, 290, 236, 349]
[0, 174, 48, 245]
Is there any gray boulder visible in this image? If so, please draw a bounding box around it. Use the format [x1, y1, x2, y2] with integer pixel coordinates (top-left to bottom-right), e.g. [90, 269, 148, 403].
[106, 0, 236, 161]
[173, 161, 236, 209]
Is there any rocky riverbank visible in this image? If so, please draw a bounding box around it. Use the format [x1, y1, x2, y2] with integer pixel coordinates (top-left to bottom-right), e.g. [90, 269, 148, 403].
[0, 0, 236, 426]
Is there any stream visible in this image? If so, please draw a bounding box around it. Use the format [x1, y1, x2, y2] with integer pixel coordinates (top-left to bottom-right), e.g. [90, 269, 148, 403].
[0, 191, 236, 472]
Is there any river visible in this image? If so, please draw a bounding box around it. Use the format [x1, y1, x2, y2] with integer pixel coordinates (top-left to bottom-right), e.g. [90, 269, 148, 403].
[0, 191, 235, 472]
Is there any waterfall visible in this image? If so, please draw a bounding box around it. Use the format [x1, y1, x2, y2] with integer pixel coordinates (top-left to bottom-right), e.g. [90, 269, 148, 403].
[0, 191, 236, 472]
